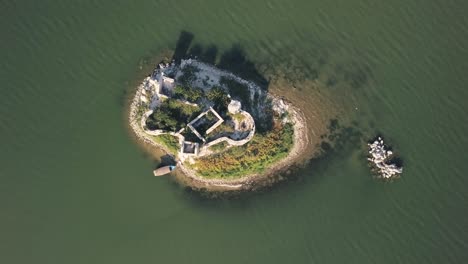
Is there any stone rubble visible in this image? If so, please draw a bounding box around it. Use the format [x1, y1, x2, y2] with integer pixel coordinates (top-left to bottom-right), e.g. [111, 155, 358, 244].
[367, 137, 403, 179]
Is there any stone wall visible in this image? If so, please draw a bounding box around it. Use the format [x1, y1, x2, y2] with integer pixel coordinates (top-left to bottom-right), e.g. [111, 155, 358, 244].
[134, 60, 257, 159]
[199, 111, 255, 156]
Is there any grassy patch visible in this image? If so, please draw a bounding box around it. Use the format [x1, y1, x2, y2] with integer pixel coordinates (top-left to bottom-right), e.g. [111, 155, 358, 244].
[230, 112, 245, 122]
[208, 141, 228, 152]
[205, 122, 235, 141]
[191, 123, 294, 179]
[151, 134, 180, 155]
[173, 85, 204, 103]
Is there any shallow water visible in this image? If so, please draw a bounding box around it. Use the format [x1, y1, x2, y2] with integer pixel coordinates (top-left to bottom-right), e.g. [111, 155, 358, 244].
[1, 0, 468, 263]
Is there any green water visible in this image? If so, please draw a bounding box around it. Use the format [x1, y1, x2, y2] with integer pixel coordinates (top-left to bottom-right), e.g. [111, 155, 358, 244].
[1, 0, 467, 263]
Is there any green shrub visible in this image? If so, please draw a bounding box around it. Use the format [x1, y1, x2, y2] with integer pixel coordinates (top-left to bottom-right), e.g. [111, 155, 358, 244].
[178, 65, 198, 86]
[173, 85, 204, 102]
[230, 112, 245, 122]
[206, 123, 235, 141]
[206, 86, 230, 112]
[193, 123, 294, 178]
[209, 141, 228, 152]
[146, 99, 201, 131]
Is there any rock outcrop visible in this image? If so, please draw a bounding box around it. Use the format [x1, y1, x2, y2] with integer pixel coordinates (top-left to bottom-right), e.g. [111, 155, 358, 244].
[367, 137, 403, 179]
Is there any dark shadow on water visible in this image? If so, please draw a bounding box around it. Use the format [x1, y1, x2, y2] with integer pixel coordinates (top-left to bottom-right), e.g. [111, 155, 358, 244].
[202, 44, 218, 65]
[169, 30, 274, 132]
[171, 31, 268, 90]
[217, 44, 269, 89]
[159, 154, 176, 167]
[188, 43, 202, 58]
[189, 44, 218, 65]
[172, 31, 194, 63]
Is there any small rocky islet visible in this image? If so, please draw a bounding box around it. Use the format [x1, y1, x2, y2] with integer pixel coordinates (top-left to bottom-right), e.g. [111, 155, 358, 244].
[367, 136, 403, 179]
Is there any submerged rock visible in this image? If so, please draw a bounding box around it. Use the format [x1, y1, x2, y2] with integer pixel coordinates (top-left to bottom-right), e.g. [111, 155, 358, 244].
[367, 136, 403, 179]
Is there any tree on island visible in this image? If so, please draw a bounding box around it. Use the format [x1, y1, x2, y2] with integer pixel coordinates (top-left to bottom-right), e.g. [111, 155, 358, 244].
[145, 99, 202, 132]
[146, 110, 179, 131]
[207, 86, 230, 112]
[173, 85, 204, 102]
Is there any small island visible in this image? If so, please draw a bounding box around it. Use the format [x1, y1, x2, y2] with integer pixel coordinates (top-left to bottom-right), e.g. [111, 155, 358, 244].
[129, 59, 308, 191]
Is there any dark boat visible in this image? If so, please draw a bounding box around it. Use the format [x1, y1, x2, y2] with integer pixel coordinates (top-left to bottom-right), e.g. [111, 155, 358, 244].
[153, 165, 176, 176]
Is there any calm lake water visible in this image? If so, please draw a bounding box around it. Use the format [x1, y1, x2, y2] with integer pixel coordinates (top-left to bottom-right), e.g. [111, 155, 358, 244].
[1, 0, 467, 263]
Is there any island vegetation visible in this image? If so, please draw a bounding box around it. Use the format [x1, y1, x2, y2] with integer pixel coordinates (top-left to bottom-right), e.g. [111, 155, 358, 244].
[151, 134, 180, 155]
[190, 123, 293, 178]
[146, 99, 201, 131]
[129, 56, 308, 191]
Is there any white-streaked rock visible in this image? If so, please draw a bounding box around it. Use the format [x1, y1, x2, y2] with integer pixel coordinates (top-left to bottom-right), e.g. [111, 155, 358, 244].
[368, 137, 403, 179]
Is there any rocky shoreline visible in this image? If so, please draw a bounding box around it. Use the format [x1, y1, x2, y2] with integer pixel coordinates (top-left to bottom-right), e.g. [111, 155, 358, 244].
[128, 62, 310, 192]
